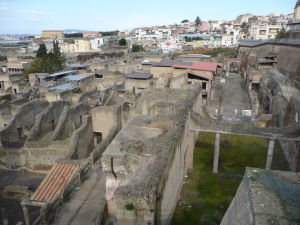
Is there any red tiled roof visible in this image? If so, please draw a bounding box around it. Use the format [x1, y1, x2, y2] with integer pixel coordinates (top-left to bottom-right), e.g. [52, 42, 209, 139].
[30, 162, 81, 202]
[173, 62, 218, 72]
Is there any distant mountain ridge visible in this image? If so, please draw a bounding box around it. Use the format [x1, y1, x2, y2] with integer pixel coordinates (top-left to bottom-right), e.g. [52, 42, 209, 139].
[63, 29, 95, 33]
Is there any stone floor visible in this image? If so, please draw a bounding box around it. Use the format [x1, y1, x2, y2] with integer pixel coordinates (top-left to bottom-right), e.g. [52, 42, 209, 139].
[221, 74, 251, 120]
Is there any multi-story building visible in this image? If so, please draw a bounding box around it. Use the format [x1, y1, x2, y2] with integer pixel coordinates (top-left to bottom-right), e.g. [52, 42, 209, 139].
[90, 38, 104, 50]
[249, 24, 282, 39]
[236, 14, 254, 24]
[61, 39, 91, 53]
[42, 30, 64, 40]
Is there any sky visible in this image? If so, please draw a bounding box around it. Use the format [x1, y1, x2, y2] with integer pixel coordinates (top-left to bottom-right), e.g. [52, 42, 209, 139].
[0, 0, 296, 34]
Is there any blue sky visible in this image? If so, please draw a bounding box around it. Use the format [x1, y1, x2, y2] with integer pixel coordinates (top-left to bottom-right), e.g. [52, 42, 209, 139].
[0, 0, 296, 34]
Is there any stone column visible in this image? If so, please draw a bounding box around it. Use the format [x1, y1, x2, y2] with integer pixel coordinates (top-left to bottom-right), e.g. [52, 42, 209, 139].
[21, 203, 31, 225]
[266, 139, 275, 170]
[213, 133, 221, 173]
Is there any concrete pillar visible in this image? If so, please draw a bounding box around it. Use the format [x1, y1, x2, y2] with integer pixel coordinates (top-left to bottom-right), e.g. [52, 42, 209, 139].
[186, 130, 195, 172]
[213, 133, 221, 173]
[266, 139, 275, 170]
[21, 203, 31, 225]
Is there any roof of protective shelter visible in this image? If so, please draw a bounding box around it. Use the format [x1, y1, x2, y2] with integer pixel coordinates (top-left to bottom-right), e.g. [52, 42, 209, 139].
[124, 72, 153, 79]
[30, 162, 81, 202]
[46, 70, 75, 78]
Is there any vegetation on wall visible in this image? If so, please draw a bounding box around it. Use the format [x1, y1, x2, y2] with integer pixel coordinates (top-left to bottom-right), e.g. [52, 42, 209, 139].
[202, 48, 238, 58]
[23, 41, 65, 79]
[125, 203, 134, 211]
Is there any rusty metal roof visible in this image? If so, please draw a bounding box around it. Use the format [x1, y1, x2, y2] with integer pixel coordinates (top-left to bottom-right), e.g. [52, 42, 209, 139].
[30, 162, 81, 202]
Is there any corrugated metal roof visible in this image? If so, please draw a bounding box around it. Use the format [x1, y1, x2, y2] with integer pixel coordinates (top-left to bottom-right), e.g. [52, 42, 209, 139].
[124, 72, 152, 79]
[177, 54, 211, 58]
[151, 60, 193, 67]
[46, 70, 75, 78]
[30, 162, 81, 202]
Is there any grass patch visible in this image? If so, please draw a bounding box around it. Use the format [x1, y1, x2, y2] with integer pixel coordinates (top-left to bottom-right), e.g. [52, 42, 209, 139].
[172, 132, 289, 225]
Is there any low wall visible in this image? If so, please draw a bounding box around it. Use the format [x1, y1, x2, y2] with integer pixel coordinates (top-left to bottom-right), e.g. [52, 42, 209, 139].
[0, 140, 69, 170]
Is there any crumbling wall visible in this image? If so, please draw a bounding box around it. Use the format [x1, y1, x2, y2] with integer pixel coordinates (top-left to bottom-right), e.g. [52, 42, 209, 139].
[50, 103, 90, 141]
[0, 100, 11, 115]
[0, 100, 49, 146]
[102, 87, 202, 225]
[28, 101, 70, 141]
[239, 44, 300, 88]
[68, 115, 94, 160]
[0, 140, 69, 170]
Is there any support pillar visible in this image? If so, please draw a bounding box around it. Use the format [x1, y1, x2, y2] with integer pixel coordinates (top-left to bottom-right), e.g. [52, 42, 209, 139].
[213, 133, 221, 174]
[266, 139, 275, 170]
[21, 203, 31, 225]
[1, 208, 9, 225]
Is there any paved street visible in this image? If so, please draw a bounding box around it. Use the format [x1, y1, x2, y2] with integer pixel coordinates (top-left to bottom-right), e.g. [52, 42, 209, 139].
[221, 74, 251, 120]
[55, 166, 106, 225]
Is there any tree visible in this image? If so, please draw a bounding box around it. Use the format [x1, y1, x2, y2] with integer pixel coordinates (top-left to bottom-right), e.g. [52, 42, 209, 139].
[276, 28, 288, 39]
[132, 45, 144, 53]
[195, 16, 201, 26]
[119, 38, 127, 46]
[53, 41, 61, 57]
[23, 42, 64, 79]
[36, 43, 47, 58]
[181, 19, 189, 24]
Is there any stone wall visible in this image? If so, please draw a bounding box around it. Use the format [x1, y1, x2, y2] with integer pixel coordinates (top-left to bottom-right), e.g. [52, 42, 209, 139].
[239, 44, 300, 88]
[0, 100, 49, 146]
[28, 101, 70, 141]
[0, 140, 69, 170]
[101, 86, 202, 225]
[50, 103, 90, 141]
[68, 115, 94, 160]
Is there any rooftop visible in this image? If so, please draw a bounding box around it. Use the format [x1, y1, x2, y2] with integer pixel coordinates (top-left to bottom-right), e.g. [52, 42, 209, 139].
[151, 60, 193, 67]
[124, 72, 153, 80]
[65, 74, 91, 81]
[177, 54, 211, 59]
[173, 62, 218, 72]
[46, 70, 75, 78]
[30, 162, 81, 203]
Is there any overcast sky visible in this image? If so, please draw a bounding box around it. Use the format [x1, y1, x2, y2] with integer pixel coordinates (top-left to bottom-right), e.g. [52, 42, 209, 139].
[0, 0, 296, 34]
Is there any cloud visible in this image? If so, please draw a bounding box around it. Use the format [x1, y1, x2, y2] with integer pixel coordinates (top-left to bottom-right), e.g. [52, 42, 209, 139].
[14, 8, 42, 15]
[0, 0, 8, 10]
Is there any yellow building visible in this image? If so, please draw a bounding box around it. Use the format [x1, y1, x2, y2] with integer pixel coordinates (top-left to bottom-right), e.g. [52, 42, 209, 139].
[42, 30, 64, 40]
[295, 0, 300, 20]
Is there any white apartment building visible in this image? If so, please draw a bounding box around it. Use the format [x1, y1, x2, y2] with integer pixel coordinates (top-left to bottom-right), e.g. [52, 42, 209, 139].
[249, 24, 282, 39]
